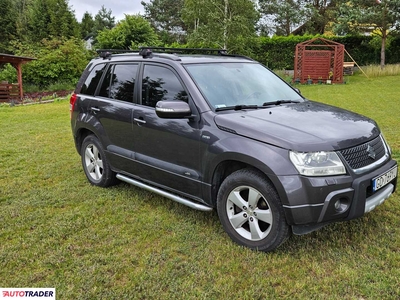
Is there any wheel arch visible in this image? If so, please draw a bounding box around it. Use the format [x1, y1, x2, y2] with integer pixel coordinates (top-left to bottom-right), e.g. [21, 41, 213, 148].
[209, 157, 288, 208]
[74, 127, 98, 155]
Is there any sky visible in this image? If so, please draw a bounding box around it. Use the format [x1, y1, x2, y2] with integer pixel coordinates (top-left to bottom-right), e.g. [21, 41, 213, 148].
[68, 0, 149, 22]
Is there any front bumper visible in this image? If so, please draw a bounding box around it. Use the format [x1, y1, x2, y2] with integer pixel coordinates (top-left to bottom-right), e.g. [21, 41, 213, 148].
[279, 158, 397, 230]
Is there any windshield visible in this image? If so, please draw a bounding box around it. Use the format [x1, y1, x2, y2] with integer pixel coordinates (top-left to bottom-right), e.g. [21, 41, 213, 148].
[185, 62, 302, 110]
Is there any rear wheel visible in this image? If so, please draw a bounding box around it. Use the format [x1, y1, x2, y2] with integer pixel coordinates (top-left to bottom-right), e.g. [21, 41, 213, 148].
[217, 169, 290, 252]
[81, 135, 117, 187]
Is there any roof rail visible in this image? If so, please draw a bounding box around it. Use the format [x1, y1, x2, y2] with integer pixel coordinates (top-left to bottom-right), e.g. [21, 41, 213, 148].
[139, 47, 228, 56]
[95, 47, 253, 61]
[96, 49, 138, 59]
[138, 47, 253, 61]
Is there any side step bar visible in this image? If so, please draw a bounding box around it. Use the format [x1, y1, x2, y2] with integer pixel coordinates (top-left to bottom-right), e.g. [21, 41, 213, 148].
[116, 174, 213, 212]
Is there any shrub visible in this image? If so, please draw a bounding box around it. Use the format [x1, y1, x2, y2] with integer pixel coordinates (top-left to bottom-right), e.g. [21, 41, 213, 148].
[10, 37, 92, 88]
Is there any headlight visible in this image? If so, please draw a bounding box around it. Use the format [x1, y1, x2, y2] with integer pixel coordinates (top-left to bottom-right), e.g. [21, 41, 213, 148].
[289, 151, 346, 176]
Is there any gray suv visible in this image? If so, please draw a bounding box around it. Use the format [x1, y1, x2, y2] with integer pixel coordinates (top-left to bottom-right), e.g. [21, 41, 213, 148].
[70, 47, 397, 252]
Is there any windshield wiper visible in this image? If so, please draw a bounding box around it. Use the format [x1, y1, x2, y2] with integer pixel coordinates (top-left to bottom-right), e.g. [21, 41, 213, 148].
[215, 104, 268, 112]
[263, 100, 301, 106]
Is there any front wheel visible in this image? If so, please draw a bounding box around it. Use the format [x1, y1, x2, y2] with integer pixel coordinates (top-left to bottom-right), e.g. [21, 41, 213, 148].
[217, 169, 290, 252]
[81, 135, 117, 187]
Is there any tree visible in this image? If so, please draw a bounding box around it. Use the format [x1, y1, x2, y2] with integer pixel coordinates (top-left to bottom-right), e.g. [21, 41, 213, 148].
[96, 15, 160, 49]
[10, 37, 90, 87]
[93, 5, 116, 33]
[28, 0, 80, 42]
[81, 12, 95, 39]
[0, 0, 17, 52]
[259, 0, 307, 36]
[141, 0, 186, 44]
[336, 0, 400, 67]
[182, 0, 259, 53]
[14, 0, 32, 43]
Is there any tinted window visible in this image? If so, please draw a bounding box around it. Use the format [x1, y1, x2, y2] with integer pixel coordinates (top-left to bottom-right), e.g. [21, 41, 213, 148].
[142, 65, 188, 108]
[99, 64, 138, 102]
[81, 64, 106, 95]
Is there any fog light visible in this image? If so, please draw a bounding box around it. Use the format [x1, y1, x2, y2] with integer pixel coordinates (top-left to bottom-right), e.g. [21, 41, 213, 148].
[334, 200, 341, 210]
[334, 197, 349, 212]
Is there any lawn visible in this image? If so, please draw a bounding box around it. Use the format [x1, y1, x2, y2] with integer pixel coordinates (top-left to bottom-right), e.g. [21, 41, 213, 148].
[0, 75, 399, 299]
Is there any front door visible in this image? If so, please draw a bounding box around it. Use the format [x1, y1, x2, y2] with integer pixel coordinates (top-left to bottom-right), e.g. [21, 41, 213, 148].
[131, 63, 202, 198]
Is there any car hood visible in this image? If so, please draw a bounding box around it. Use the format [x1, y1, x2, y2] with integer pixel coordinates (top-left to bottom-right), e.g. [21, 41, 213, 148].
[214, 101, 380, 152]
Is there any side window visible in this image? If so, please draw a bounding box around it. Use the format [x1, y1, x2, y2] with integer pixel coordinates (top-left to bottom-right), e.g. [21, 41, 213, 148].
[142, 65, 188, 108]
[99, 65, 113, 98]
[80, 64, 106, 96]
[99, 64, 138, 102]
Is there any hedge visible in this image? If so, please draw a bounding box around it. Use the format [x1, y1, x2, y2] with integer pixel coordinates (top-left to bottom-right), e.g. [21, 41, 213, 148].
[250, 35, 400, 70]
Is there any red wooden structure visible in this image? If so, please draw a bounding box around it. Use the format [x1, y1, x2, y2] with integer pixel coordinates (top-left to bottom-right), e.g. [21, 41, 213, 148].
[0, 53, 36, 102]
[294, 38, 344, 84]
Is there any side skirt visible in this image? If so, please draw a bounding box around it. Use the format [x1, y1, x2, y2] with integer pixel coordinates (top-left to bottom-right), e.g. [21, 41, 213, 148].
[116, 174, 213, 212]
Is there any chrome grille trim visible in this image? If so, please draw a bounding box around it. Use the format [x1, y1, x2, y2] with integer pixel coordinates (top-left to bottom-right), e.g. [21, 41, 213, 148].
[339, 135, 389, 174]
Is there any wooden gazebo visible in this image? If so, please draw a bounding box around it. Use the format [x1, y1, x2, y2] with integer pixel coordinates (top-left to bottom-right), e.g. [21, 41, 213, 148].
[0, 53, 36, 102]
[294, 38, 344, 84]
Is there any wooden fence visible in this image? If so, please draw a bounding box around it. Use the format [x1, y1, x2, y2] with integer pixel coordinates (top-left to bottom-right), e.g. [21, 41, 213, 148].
[0, 83, 20, 102]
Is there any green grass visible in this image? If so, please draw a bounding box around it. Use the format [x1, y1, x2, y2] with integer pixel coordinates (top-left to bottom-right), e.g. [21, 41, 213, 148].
[0, 75, 399, 299]
[360, 63, 400, 77]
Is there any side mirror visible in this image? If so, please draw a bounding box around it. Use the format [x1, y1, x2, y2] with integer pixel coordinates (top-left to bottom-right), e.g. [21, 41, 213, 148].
[294, 88, 301, 94]
[155, 100, 192, 119]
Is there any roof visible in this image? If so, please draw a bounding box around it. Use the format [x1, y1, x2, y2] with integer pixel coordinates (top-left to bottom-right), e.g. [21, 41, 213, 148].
[94, 48, 254, 64]
[0, 53, 36, 64]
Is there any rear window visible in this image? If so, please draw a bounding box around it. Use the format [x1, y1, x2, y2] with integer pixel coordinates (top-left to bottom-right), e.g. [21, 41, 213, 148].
[80, 63, 106, 96]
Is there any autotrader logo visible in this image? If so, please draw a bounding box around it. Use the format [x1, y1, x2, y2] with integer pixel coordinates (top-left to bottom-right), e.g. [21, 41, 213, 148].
[0, 288, 55, 299]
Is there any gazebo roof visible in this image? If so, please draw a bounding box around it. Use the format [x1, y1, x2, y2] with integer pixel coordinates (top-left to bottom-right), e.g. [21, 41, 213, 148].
[296, 37, 343, 47]
[0, 53, 36, 64]
[0, 54, 36, 102]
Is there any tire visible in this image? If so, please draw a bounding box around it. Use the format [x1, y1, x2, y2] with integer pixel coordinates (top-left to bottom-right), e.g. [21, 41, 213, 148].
[217, 168, 290, 252]
[81, 135, 118, 187]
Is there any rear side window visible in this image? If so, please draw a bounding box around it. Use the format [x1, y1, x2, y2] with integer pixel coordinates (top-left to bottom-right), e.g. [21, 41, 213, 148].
[99, 64, 138, 102]
[142, 65, 188, 108]
[80, 64, 106, 96]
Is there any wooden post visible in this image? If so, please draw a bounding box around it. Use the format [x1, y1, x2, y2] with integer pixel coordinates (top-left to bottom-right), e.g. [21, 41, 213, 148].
[16, 63, 23, 100]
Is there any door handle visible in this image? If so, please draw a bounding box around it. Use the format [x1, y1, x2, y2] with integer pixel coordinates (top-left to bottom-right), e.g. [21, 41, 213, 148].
[91, 107, 100, 112]
[134, 118, 146, 125]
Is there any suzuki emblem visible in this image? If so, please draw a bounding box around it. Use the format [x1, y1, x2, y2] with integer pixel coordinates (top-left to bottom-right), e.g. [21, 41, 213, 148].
[367, 144, 376, 160]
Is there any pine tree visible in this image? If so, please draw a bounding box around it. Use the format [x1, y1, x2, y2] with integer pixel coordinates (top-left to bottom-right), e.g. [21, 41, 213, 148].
[0, 0, 18, 52]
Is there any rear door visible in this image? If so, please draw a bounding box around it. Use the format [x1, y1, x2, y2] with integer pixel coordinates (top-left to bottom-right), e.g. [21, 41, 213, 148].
[131, 63, 203, 198]
[87, 63, 140, 171]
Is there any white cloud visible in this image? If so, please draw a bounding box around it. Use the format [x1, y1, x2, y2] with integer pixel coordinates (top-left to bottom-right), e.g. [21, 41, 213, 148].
[69, 0, 149, 22]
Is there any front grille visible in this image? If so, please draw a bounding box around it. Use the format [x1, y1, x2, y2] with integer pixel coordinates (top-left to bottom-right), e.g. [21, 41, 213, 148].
[339, 135, 386, 170]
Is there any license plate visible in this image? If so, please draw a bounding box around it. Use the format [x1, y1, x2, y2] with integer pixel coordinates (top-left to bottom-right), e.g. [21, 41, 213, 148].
[372, 166, 398, 192]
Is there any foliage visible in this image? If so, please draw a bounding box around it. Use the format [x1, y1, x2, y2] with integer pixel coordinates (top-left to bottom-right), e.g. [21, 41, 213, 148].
[0, 0, 17, 52]
[93, 5, 116, 35]
[96, 15, 160, 49]
[301, 0, 343, 35]
[335, 0, 400, 67]
[10, 37, 91, 88]
[259, 0, 308, 36]
[80, 12, 95, 39]
[28, 0, 80, 43]
[142, 0, 186, 44]
[182, 0, 259, 53]
[0, 64, 17, 83]
[259, 0, 344, 36]
[0, 76, 400, 298]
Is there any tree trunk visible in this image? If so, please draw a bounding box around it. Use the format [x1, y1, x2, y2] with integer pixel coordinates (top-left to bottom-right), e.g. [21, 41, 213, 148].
[380, 33, 386, 69]
[223, 0, 228, 49]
